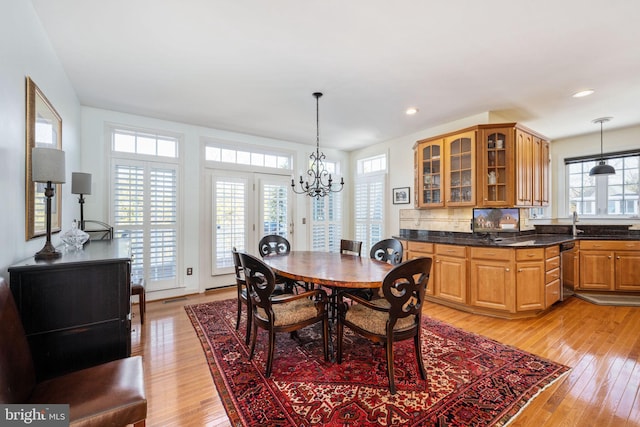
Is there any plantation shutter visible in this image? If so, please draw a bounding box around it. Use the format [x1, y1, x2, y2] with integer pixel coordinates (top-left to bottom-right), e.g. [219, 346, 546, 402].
[112, 162, 178, 291]
[311, 192, 342, 252]
[354, 176, 384, 254]
[213, 176, 248, 272]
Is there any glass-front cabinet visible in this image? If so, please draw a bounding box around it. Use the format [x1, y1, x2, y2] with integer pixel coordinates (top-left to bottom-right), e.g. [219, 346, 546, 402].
[415, 139, 444, 207]
[413, 123, 548, 209]
[479, 127, 514, 206]
[445, 131, 475, 206]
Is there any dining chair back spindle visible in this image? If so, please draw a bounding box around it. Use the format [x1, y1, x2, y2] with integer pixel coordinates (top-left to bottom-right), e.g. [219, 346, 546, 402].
[258, 234, 291, 257]
[370, 238, 404, 265]
[337, 257, 432, 394]
[238, 252, 330, 377]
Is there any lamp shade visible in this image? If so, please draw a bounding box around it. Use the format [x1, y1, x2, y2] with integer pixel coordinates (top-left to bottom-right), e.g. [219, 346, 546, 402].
[32, 147, 66, 183]
[589, 161, 616, 176]
[71, 172, 92, 194]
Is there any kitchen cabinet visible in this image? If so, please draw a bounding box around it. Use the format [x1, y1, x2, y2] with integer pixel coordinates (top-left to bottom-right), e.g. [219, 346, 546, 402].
[8, 240, 131, 381]
[545, 245, 560, 306]
[515, 129, 549, 207]
[469, 247, 515, 312]
[444, 131, 476, 206]
[415, 139, 445, 207]
[579, 240, 640, 291]
[414, 123, 548, 209]
[404, 241, 435, 295]
[434, 244, 467, 303]
[515, 248, 545, 311]
[478, 128, 514, 206]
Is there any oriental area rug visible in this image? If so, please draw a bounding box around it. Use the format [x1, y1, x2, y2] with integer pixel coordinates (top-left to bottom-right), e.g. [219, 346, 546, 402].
[185, 299, 570, 427]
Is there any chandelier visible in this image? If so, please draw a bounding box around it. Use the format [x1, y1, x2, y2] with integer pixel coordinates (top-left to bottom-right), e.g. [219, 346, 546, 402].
[291, 92, 344, 198]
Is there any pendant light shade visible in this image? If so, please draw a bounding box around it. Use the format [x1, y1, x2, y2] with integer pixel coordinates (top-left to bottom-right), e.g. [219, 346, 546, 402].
[589, 117, 615, 176]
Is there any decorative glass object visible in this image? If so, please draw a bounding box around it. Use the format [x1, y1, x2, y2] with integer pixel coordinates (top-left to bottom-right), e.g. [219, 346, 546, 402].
[61, 220, 89, 250]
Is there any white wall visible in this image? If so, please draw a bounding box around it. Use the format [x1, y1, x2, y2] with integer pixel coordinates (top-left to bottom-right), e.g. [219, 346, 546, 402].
[0, 0, 81, 279]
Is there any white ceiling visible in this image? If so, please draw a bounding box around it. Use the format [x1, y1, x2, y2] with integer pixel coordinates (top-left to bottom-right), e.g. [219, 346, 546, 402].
[30, 0, 640, 151]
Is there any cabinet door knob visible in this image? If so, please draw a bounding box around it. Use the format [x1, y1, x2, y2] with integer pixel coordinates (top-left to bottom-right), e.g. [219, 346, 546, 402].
[616, 256, 620, 260]
[505, 268, 510, 272]
[608, 256, 612, 259]
[518, 269, 523, 272]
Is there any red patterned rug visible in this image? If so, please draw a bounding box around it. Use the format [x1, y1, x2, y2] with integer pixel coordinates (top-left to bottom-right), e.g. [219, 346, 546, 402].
[185, 299, 569, 426]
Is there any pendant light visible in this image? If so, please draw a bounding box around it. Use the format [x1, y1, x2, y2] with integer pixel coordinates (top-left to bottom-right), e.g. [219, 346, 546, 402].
[589, 117, 615, 176]
[291, 92, 344, 198]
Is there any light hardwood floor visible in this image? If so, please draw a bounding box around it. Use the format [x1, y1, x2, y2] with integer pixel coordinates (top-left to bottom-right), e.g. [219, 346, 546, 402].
[131, 289, 640, 427]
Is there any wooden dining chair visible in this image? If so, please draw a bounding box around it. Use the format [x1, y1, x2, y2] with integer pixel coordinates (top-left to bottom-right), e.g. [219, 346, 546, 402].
[340, 239, 362, 256]
[370, 238, 404, 265]
[232, 247, 251, 345]
[336, 257, 432, 394]
[258, 234, 307, 293]
[238, 252, 330, 377]
[258, 234, 291, 256]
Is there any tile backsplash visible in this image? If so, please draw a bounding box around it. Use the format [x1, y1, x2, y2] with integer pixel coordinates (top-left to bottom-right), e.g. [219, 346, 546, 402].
[399, 207, 535, 233]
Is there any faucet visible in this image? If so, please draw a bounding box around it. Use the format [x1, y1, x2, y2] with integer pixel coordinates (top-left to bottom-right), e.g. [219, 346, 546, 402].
[572, 211, 583, 237]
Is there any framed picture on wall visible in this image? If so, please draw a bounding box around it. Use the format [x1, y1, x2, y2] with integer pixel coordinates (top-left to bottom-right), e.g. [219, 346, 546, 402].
[392, 187, 410, 205]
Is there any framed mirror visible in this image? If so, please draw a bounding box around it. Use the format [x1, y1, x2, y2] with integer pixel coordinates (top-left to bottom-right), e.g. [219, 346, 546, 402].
[25, 77, 63, 240]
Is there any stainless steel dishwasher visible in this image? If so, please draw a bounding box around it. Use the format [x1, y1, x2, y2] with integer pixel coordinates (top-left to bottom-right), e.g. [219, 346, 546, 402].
[560, 241, 577, 300]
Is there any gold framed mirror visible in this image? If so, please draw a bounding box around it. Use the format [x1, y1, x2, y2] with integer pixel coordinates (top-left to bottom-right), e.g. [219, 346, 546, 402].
[26, 77, 63, 240]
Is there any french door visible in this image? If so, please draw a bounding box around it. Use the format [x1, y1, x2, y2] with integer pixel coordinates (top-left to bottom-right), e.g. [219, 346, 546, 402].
[211, 171, 292, 278]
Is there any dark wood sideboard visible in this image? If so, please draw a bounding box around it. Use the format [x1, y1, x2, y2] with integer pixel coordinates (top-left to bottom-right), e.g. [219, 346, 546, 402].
[8, 240, 132, 381]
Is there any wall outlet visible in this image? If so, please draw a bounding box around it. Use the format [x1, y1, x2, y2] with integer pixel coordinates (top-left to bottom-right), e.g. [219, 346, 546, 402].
[186, 267, 193, 275]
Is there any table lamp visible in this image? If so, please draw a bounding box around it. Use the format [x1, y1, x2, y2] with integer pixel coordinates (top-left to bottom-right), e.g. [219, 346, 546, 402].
[32, 147, 66, 260]
[71, 172, 91, 230]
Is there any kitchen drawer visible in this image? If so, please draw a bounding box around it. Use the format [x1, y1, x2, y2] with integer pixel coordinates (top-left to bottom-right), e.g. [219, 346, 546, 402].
[579, 240, 640, 251]
[546, 279, 560, 306]
[436, 244, 466, 258]
[408, 241, 434, 254]
[470, 247, 513, 261]
[546, 255, 560, 271]
[545, 267, 560, 284]
[545, 245, 560, 258]
[516, 248, 544, 261]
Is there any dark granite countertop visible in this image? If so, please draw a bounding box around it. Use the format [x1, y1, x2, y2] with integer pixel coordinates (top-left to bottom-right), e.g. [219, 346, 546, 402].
[395, 227, 640, 248]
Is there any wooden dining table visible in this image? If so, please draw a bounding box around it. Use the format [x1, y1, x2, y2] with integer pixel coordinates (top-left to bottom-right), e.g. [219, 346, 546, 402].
[262, 251, 394, 291]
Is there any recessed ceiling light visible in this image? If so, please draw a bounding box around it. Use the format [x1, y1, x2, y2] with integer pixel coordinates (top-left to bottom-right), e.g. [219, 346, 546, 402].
[406, 107, 418, 115]
[572, 89, 595, 98]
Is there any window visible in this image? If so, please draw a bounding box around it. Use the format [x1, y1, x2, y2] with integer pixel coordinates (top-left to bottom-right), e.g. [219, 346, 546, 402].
[205, 144, 291, 169]
[354, 154, 387, 254]
[113, 129, 178, 158]
[110, 127, 181, 292]
[213, 176, 248, 271]
[566, 151, 640, 216]
[307, 159, 343, 252]
[311, 192, 342, 252]
[357, 154, 386, 174]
